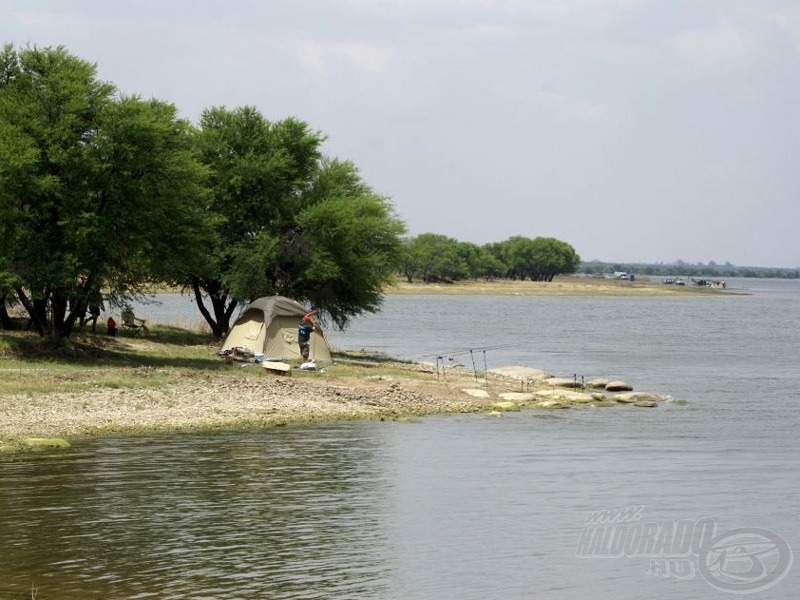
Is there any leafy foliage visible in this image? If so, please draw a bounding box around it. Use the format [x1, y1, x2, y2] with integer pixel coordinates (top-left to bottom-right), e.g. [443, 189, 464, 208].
[0, 45, 209, 338]
[402, 234, 580, 283]
[188, 107, 405, 335]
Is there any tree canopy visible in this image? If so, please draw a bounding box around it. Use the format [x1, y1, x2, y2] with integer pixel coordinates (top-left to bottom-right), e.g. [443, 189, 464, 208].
[401, 234, 580, 283]
[0, 44, 208, 338]
[187, 106, 405, 335]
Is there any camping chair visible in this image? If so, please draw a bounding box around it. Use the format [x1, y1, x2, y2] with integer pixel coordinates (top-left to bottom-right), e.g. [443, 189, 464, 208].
[121, 308, 148, 336]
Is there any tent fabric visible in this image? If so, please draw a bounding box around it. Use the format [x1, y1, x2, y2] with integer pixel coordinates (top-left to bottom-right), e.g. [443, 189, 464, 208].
[221, 296, 332, 362]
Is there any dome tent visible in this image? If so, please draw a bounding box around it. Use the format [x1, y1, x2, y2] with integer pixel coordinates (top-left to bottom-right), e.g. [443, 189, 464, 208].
[221, 296, 332, 362]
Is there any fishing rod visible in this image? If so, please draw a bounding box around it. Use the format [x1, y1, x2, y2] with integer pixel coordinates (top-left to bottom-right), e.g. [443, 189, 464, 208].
[426, 342, 524, 382]
[421, 342, 523, 361]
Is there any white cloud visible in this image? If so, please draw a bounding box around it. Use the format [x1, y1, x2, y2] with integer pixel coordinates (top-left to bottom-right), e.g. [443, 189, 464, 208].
[672, 22, 756, 72]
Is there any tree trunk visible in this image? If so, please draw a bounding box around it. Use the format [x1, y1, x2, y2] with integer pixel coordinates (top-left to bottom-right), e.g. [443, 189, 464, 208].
[0, 295, 11, 330]
[192, 278, 237, 338]
[15, 289, 46, 336]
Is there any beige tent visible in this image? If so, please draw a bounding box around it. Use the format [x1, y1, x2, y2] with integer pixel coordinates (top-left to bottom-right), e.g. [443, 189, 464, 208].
[221, 296, 332, 362]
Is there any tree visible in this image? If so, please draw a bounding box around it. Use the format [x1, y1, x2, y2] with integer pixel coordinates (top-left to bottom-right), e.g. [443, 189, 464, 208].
[527, 237, 581, 281]
[494, 236, 580, 281]
[289, 160, 405, 327]
[0, 45, 209, 338]
[497, 236, 538, 280]
[403, 233, 469, 283]
[189, 106, 405, 335]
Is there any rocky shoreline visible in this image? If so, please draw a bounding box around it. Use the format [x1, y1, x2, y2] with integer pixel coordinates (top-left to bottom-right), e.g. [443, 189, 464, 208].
[0, 361, 677, 454]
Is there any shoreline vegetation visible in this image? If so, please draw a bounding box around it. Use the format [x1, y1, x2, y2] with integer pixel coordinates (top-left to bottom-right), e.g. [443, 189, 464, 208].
[1, 276, 710, 454]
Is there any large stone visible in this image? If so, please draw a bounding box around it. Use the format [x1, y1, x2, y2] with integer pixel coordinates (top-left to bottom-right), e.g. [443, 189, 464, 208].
[492, 401, 520, 411]
[463, 388, 491, 398]
[586, 378, 610, 389]
[634, 400, 658, 408]
[543, 377, 583, 388]
[488, 366, 553, 382]
[24, 438, 71, 449]
[534, 400, 570, 409]
[612, 392, 662, 404]
[535, 389, 596, 403]
[498, 392, 536, 401]
[605, 381, 633, 392]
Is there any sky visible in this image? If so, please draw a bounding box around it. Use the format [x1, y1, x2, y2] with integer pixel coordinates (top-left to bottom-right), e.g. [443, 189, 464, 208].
[2, 1, 798, 268]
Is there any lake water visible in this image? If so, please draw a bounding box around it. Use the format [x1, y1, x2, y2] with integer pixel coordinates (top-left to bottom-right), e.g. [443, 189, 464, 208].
[2, 281, 799, 598]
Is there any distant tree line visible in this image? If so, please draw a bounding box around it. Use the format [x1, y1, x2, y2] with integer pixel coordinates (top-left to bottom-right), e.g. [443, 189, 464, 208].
[579, 261, 800, 279]
[401, 234, 580, 283]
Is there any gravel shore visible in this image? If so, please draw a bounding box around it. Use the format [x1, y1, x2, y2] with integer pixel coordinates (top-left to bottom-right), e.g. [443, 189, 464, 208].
[0, 367, 489, 450]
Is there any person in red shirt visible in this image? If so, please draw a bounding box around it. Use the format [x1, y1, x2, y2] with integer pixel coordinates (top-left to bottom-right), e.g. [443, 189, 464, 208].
[106, 316, 118, 336]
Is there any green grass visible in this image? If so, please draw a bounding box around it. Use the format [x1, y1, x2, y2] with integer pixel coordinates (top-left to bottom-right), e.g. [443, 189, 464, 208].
[0, 325, 228, 396]
[0, 327, 426, 397]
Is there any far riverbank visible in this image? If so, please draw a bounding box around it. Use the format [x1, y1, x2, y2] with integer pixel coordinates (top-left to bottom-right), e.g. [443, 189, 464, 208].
[386, 276, 728, 296]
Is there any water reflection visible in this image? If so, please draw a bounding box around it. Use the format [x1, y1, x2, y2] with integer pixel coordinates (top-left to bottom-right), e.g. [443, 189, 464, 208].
[0, 424, 391, 599]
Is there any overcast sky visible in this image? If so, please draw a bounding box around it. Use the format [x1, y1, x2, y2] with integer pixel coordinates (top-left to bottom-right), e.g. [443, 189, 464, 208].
[2, 1, 798, 267]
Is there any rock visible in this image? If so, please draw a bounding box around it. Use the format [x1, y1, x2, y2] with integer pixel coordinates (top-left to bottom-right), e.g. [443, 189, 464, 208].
[605, 381, 633, 392]
[634, 400, 658, 408]
[543, 377, 583, 388]
[498, 392, 536, 401]
[534, 400, 570, 409]
[24, 438, 71, 449]
[670, 399, 689, 407]
[488, 366, 553, 382]
[613, 395, 636, 404]
[586, 378, 610, 388]
[393, 416, 423, 423]
[487, 411, 502, 417]
[492, 401, 520, 411]
[535, 389, 596, 403]
[612, 392, 662, 403]
[462, 388, 491, 398]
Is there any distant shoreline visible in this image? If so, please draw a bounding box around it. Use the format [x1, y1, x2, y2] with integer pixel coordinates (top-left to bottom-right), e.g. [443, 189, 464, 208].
[385, 276, 729, 297]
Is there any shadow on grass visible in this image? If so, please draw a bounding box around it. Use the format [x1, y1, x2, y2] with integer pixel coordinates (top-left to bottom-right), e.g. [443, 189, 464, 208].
[111, 324, 218, 346]
[0, 327, 228, 371]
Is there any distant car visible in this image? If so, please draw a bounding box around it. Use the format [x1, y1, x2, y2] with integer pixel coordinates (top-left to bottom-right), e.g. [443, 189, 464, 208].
[675, 278, 686, 286]
[663, 278, 675, 284]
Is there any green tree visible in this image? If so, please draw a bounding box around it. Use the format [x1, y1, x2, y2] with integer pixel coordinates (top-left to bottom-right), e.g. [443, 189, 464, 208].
[527, 237, 581, 281]
[0, 45, 208, 338]
[404, 233, 469, 283]
[497, 236, 537, 280]
[189, 106, 404, 335]
[494, 236, 580, 281]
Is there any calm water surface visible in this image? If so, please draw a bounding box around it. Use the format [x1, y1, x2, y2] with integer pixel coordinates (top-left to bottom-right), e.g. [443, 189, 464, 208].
[1, 281, 799, 599]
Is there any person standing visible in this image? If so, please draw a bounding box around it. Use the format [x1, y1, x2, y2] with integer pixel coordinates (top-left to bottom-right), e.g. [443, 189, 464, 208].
[87, 296, 104, 332]
[297, 313, 316, 361]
